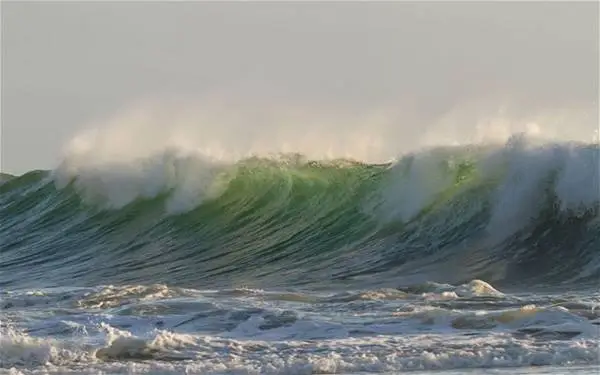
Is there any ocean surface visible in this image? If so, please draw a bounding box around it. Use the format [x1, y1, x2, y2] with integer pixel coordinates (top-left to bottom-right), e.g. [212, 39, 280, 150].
[1, 135, 599, 374]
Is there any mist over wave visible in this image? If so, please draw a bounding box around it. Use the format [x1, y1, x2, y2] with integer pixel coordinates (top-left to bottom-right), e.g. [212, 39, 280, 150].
[1, 102, 598, 291]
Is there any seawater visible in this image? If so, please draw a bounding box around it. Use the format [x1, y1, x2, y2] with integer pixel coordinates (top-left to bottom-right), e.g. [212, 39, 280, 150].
[1, 135, 599, 374]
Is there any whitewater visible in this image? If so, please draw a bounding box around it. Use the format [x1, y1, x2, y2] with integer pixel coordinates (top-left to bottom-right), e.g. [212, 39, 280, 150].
[1, 106, 599, 374]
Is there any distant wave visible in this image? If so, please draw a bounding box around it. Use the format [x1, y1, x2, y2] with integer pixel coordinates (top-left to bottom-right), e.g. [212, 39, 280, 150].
[1, 134, 598, 290]
[0, 172, 15, 185]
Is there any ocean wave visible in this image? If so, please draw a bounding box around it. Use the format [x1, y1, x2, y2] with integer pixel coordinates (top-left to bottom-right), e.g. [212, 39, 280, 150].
[0, 134, 598, 289]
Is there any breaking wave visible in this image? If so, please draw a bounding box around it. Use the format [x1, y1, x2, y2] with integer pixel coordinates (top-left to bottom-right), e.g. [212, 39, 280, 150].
[1, 134, 598, 290]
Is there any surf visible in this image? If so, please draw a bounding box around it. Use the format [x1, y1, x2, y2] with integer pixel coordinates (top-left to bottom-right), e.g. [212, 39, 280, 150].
[1, 132, 598, 290]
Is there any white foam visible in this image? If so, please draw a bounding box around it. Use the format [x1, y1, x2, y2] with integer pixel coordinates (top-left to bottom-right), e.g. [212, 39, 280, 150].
[53, 99, 597, 216]
[2, 280, 599, 374]
[378, 148, 459, 222]
[75, 284, 193, 309]
[372, 133, 598, 247]
[555, 144, 600, 214]
[0, 326, 93, 368]
[1, 327, 598, 374]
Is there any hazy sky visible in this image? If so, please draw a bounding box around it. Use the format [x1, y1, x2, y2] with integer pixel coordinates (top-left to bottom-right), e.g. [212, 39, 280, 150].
[2, 2, 598, 174]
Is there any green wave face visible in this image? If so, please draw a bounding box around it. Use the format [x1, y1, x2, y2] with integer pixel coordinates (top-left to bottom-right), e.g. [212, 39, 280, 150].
[0, 142, 598, 290]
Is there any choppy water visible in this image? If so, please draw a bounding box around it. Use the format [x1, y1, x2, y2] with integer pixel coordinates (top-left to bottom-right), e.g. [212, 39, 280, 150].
[1, 135, 599, 374]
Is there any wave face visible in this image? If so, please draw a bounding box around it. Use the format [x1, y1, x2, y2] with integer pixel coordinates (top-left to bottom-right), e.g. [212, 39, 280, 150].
[1, 135, 599, 290]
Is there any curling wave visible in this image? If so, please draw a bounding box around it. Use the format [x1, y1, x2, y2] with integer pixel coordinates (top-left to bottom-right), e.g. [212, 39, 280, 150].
[1, 134, 598, 290]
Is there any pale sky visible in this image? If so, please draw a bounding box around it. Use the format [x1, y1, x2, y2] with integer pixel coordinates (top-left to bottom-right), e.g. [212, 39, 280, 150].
[2, 2, 598, 174]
